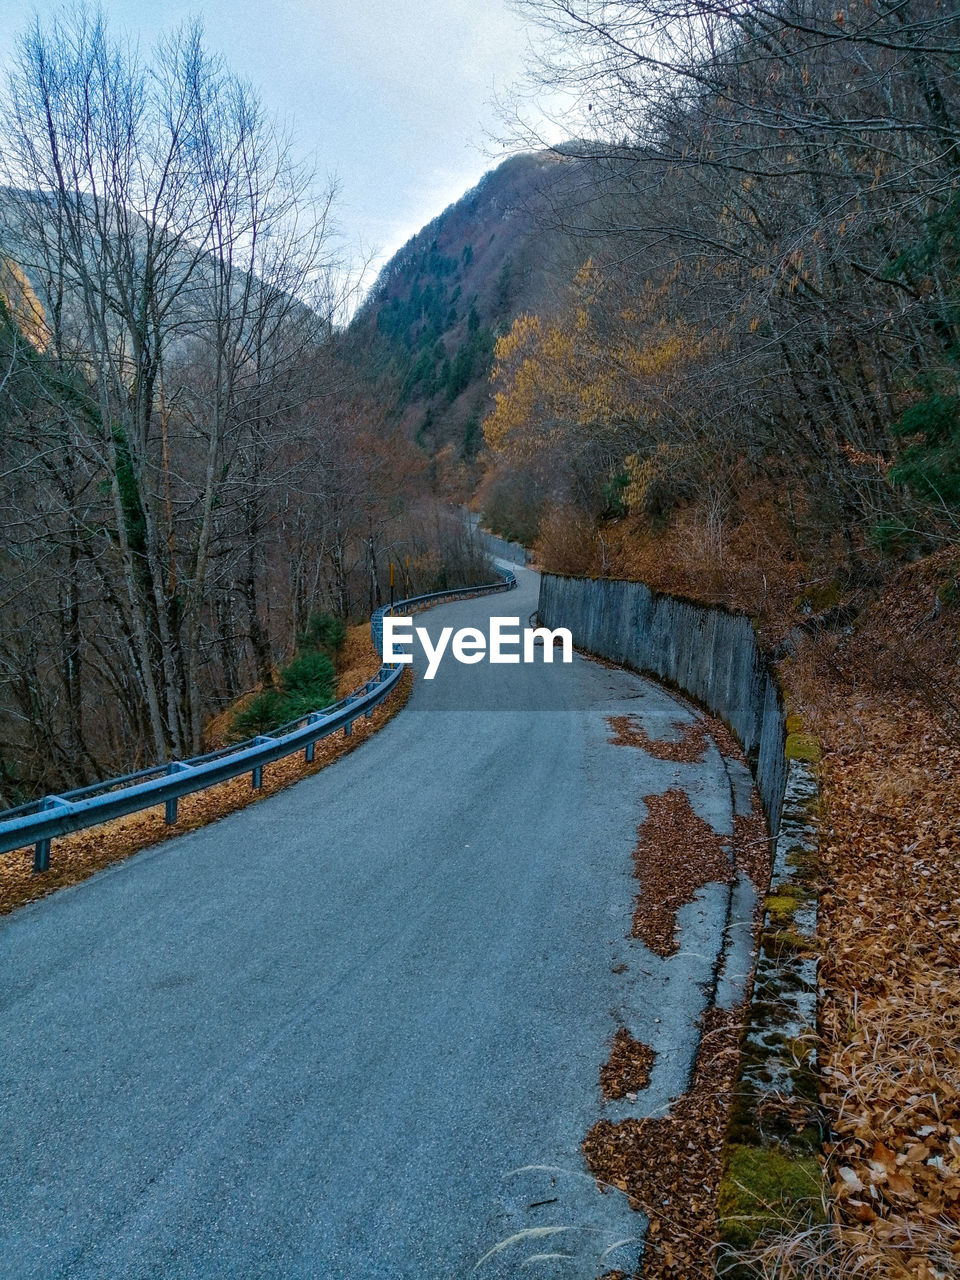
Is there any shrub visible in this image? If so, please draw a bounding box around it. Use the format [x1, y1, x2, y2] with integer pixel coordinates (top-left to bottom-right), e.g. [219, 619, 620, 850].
[298, 611, 346, 655]
[890, 390, 960, 508]
[230, 689, 289, 739]
[278, 650, 336, 707]
[230, 650, 336, 739]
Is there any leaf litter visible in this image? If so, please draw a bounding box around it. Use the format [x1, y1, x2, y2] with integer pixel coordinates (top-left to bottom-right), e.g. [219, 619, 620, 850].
[591, 707, 772, 1277]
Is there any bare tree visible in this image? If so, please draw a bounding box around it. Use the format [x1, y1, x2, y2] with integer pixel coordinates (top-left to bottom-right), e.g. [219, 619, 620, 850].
[0, 8, 345, 786]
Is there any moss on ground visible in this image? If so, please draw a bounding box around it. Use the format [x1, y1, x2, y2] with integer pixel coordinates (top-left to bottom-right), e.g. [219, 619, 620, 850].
[785, 731, 822, 761]
[762, 928, 813, 958]
[717, 1143, 825, 1250]
[795, 581, 843, 615]
[765, 889, 804, 920]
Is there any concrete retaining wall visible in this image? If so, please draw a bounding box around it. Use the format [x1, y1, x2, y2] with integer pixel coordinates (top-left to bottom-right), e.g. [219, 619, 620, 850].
[476, 527, 530, 567]
[537, 571, 825, 1253]
[538, 574, 788, 833]
[465, 510, 531, 567]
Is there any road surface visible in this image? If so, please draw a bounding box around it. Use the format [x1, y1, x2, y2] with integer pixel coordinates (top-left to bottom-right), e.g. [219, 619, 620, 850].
[0, 565, 752, 1278]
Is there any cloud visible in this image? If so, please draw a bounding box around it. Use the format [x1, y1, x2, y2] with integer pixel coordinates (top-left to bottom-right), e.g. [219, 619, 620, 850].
[0, 0, 547, 277]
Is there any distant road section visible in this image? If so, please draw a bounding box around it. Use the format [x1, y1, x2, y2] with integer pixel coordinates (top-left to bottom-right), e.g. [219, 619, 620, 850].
[0, 566, 741, 1279]
[466, 509, 530, 565]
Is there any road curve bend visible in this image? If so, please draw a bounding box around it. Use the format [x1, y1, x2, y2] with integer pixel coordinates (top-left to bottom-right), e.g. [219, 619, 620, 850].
[0, 565, 752, 1279]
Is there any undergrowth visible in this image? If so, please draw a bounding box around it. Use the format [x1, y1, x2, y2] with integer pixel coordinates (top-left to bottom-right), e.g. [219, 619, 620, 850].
[229, 611, 346, 738]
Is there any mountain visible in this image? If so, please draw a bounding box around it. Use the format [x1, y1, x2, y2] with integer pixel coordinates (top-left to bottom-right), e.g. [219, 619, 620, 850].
[344, 151, 585, 462]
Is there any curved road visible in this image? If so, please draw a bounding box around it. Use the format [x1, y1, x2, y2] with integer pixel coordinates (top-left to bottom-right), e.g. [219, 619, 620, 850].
[0, 566, 753, 1279]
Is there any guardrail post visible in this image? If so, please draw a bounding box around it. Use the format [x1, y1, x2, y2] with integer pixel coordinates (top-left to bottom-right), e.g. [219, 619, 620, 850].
[33, 796, 71, 873]
[164, 761, 191, 824]
[344, 719, 352, 737]
[33, 832, 51, 874]
[304, 715, 320, 763]
[251, 737, 273, 789]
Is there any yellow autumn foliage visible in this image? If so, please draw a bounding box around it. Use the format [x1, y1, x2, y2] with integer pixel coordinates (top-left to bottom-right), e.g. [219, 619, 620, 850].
[623, 443, 694, 519]
[484, 266, 708, 468]
[0, 256, 47, 350]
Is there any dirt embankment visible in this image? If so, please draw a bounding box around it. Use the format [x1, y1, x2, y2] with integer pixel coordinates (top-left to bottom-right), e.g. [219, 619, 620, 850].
[780, 556, 960, 1275]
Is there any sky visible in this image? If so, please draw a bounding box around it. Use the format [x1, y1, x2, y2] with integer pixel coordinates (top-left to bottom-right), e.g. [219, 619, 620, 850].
[0, 0, 551, 287]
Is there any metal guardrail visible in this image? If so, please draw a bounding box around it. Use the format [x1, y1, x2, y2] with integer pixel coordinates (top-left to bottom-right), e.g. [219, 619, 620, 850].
[369, 565, 516, 651]
[0, 566, 517, 872]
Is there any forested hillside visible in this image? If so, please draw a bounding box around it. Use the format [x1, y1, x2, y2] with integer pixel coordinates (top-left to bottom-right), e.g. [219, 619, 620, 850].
[483, 2, 960, 606]
[344, 151, 584, 479]
[0, 14, 488, 804]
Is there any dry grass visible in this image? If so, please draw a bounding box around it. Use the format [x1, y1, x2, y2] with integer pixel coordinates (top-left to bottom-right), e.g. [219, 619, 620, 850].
[0, 655, 412, 916]
[743, 557, 960, 1277]
[727, 1216, 960, 1279]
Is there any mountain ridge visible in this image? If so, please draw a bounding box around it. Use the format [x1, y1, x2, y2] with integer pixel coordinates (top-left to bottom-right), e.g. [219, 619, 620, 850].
[344, 150, 587, 463]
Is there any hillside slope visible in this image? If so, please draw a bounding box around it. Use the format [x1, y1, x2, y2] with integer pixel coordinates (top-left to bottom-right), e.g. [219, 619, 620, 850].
[344, 151, 584, 463]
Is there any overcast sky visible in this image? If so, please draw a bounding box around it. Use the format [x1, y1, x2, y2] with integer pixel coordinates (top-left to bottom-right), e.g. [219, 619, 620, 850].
[0, 0, 551, 286]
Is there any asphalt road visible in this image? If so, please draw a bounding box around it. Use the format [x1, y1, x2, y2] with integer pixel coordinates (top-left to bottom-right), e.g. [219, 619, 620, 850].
[0, 565, 751, 1279]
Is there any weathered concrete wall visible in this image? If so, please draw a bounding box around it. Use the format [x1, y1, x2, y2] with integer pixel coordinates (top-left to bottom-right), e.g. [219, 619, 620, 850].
[538, 572, 825, 1257]
[538, 574, 788, 832]
[465, 510, 531, 566]
[476, 527, 530, 566]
